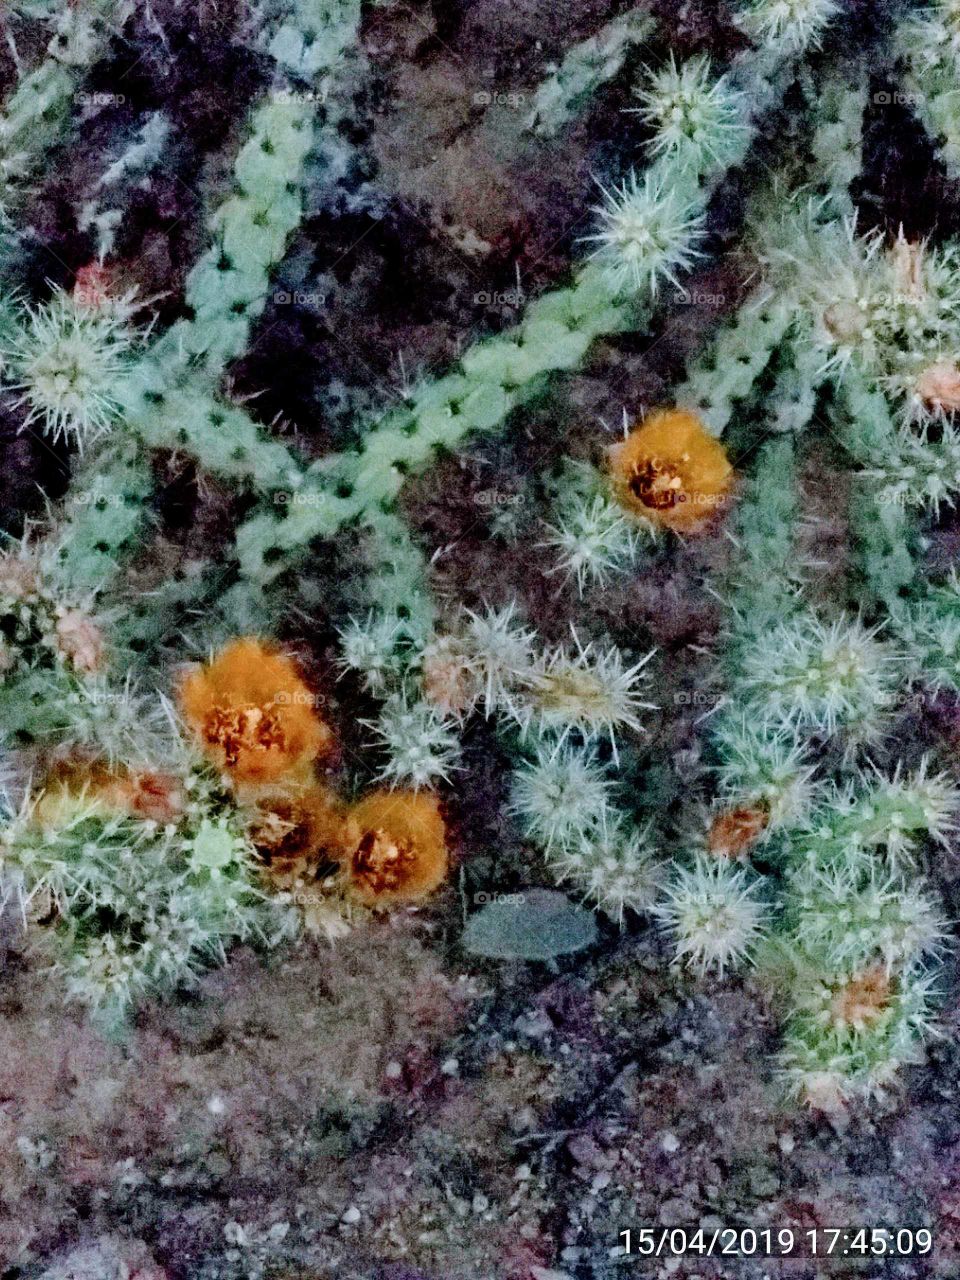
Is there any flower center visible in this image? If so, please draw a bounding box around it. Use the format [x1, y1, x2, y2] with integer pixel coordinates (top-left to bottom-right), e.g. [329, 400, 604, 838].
[352, 827, 416, 896]
[206, 702, 287, 764]
[253, 803, 313, 863]
[629, 456, 687, 509]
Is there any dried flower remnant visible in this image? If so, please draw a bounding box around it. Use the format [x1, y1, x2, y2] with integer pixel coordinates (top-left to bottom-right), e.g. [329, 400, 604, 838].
[708, 805, 770, 858]
[73, 263, 113, 310]
[915, 359, 960, 414]
[179, 638, 331, 785]
[35, 755, 186, 826]
[249, 782, 352, 890]
[829, 964, 892, 1033]
[345, 789, 449, 907]
[54, 607, 106, 673]
[608, 409, 733, 533]
[420, 634, 481, 720]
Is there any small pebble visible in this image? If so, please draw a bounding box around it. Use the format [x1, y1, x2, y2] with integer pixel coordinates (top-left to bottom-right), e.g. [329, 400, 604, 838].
[342, 1205, 361, 1224]
[661, 1131, 680, 1153]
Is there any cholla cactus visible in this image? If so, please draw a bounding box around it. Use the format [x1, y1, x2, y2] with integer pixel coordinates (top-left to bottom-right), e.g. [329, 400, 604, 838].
[583, 168, 706, 297]
[1, 288, 141, 448]
[791, 762, 959, 871]
[736, 0, 840, 52]
[900, 571, 960, 692]
[779, 962, 939, 1109]
[0, 741, 295, 1022]
[655, 856, 768, 977]
[762, 209, 960, 423]
[0, 534, 126, 743]
[546, 819, 663, 925]
[461, 602, 537, 717]
[525, 9, 657, 138]
[629, 56, 749, 174]
[336, 611, 407, 693]
[711, 716, 816, 830]
[540, 481, 649, 596]
[784, 863, 947, 976]
[899, 2, 960, 178]
[738, 612, 901, 746]
[510, 741, 616, 850]
[513, 629, 655, 762]
[364, 693, 461, 790]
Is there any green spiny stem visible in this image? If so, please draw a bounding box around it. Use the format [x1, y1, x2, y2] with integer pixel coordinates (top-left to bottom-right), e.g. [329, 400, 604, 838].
[0, 0, 119, 221]
[358, 506, 436, 646]
[727, 435, 803, 644]
[677, 293, 795, 435]
[43, 440, 155, 597]
[831, 371, 918, 611]
[234, 262, 652, 584]
[803, 66, 867, 217]
[525, 8, 657, 138]
[898, 5, 960, 180]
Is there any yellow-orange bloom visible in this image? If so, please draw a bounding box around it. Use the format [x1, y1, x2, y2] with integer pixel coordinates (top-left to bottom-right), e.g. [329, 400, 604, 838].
[608, 408, 733, 533]
[345, 789, 449, 907]
[179, 638, 331, 785]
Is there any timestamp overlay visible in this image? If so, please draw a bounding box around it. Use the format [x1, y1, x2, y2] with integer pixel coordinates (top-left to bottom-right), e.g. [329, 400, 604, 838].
[616, 1226, 935, 1260]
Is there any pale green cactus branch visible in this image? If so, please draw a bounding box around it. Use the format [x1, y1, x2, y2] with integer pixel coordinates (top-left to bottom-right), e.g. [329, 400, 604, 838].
[0, 0, 119, 224]
[525, 8, 657, 138]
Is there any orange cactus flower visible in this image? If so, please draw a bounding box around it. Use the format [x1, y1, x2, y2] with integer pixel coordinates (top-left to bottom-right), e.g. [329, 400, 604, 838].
[345, 789, 449, 907]
[179, 638, 331, 785]
[249, 782, 353, 889]
[608, 408, 733, 533]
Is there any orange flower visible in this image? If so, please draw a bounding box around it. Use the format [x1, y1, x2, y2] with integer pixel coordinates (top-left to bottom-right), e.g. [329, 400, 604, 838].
[249, 782, 353, 889]
[179, 638, 331, 785]
[608, 408, 733, 533]
[344, 789, 449, 907]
